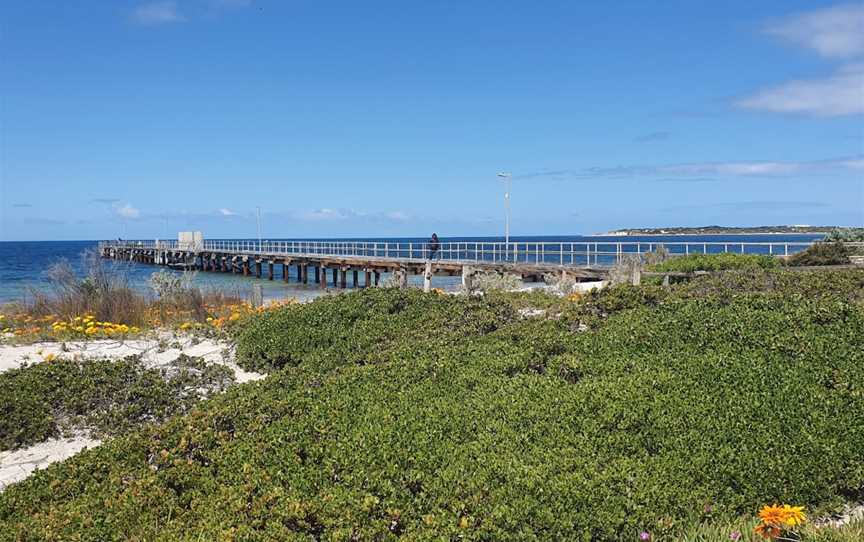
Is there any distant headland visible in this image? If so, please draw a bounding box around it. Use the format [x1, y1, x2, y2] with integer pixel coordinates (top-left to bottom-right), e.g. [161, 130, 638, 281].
[597, 225, 839, 236]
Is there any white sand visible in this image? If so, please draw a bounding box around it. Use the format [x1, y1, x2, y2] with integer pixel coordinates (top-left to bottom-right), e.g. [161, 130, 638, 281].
[0, 436, 100, 490]
[0, 332, 265, 491]
[0, 332, 265, 383]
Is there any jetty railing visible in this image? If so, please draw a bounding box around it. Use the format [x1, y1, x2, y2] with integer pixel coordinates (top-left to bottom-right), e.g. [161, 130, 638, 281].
[100, 239, 817, 268]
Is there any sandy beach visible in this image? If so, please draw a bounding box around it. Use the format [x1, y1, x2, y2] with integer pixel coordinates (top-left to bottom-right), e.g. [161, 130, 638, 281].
[0, 332, 265, 490]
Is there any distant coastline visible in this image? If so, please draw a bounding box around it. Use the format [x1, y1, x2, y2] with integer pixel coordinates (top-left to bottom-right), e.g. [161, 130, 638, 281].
[597, 225, 838, 236]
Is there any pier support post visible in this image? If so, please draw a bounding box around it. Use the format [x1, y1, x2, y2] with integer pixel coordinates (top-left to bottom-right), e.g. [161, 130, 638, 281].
[301, 264, 308, 284]
[364, 270, 372, 288]
[332, 268, 339, 288]
[394, 268, 408, 289]
[256, 260, 263, 278]
[352, 269, 359, 288]
[630, 266, 641, 286]
[374, 271, 381, 287]
[268, 261, 274, 280]
[423, 261, 432, 293]
[340, 268, 347, 289]
[283, 261, 289, 282]
[319, 265, 326, 289]
[314, 265, 320, 285]
[462, 265, 475, 292]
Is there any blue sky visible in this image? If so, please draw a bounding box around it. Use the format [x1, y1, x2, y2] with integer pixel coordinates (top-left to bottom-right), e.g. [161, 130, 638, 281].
[1, 0, 862, 240]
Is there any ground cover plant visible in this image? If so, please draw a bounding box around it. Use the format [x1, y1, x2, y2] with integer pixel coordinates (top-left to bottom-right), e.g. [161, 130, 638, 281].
[1, 270, 862, 540]
[645, 252, 779, 273]
[787, 242, 851, 267]
[0, 355, 234, 451]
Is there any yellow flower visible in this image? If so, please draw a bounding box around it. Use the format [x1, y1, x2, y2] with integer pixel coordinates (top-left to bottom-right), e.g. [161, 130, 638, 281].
[42, 353, 57, 363]
[780, 505, 806, 526]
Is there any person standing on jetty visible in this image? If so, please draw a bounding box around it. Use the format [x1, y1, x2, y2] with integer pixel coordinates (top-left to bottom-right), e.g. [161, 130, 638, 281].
[427, 233, 440, 260]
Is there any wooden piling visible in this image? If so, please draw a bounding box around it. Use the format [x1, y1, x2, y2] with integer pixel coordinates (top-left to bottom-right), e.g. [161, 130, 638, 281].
[352, 269, 359, 288]
[268, 261, 274, 280]
[365, 270, 372, 288]
[423, 261, 432, 292]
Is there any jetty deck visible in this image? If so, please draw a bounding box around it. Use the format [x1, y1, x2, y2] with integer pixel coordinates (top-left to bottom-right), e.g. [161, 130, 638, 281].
[99, 239, 815, 290]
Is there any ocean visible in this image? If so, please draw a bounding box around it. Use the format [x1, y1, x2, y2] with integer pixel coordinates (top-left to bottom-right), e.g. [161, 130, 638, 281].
[0, 235, 823, 304]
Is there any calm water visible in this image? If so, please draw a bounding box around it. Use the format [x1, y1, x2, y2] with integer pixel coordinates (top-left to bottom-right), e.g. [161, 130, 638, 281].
[0, 235, 822, 304]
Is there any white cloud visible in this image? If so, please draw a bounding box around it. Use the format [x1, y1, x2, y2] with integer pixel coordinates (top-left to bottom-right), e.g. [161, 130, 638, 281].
[765, 3, 864, 58]
[735, 63, 864, 117]
[218, 208, 237, 216]
[298, 208, 357, 221]
[132, 1, 185, 26]
[114, 203, 141, 219]
[384, 210, 410, 221]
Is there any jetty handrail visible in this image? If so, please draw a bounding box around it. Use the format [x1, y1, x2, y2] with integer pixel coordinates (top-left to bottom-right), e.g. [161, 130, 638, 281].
[99, 239, 819, 268]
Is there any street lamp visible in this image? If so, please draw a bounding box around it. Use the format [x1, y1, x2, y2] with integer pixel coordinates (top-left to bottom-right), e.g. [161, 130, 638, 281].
[256, 206, 262, 252]
[497, 172, 512, 257]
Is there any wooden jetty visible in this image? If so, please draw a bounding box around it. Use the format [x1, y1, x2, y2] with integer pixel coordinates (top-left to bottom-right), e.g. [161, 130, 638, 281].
[99, 239, 612, 291]
[99, 237, 818, 291]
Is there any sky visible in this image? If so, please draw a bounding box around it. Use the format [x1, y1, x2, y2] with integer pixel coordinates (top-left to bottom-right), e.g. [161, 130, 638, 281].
[1, 0, 862, 241]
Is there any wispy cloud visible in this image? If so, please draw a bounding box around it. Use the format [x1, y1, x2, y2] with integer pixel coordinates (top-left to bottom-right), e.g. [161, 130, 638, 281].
[211, 0, 253, 8]
[12, 203, 33, 208]
[114, 203, 141, 219]
[735, 63, 864, 117]
[90, 197, 120, 204]
[738, 5, 864, 118]
[765, 3, 864, 58]
[516, 156, 864, 181]
[652, 177, 717, 184]
[132, 1, 185, 26]
[218, 208, 238, 216]
[298, 208, 357, 221]
[292, 208, 412, 222]
[634, 131, 671, 143]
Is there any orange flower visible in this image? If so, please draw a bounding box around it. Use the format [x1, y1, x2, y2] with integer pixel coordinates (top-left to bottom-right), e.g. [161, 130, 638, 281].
[758, 504, 786, 526]
[754, 523, 781, 539]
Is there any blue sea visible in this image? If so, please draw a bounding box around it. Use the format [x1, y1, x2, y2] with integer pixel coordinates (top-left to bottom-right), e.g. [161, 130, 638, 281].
[0, 235, 823, 304]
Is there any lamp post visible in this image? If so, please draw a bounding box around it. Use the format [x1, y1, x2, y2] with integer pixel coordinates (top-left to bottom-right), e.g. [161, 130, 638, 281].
[497, 172, 512, 259]
[256, 206, 262, 252]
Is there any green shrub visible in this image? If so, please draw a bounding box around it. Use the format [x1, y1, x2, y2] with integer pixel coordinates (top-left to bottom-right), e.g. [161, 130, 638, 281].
[232, 287, 515, 373]
[788, 242, 851, 266]
[824, 228, 864, 243]
[0, 355, 234, 450]
[1, 273, 863, 540]
[647, 253, 780, 273]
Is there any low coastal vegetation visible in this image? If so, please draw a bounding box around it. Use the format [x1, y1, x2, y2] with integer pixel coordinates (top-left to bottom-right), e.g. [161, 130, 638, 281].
[645, 253, 779, 273]
[1, 268, 862, 540]
[787, 242, 853, 267]
[0, 255, 298, 343]
[0, 355, 234, 451]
